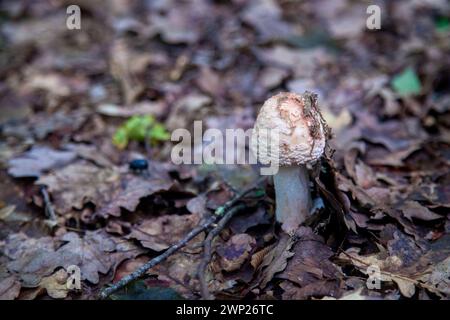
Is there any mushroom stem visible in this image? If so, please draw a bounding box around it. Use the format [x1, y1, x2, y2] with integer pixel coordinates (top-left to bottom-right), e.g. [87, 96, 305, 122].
[273, 165, 311, 232]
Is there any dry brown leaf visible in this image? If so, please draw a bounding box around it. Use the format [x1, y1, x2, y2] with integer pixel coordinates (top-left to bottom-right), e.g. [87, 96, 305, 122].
[5, 231, 141, 286]
[38, 269, 69, 299]
[279, 227, 340, 287]
[0, 276, 21, 300]
[400, 201, 443, 221]
[36, 161, 172, 217]
[8, 146, 76, 178]
[127, 212, 202, 251]
[256, 233, 295, 289]
[217, 234, 256, 272]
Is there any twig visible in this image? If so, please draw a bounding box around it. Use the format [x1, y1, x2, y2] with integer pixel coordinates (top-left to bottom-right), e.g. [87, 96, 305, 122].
[199, 204, 245, 300]
[99, 215, 215, 299]
[99, 177, 266, 299]
[214, 176, 266, 217]
[40, 186, 57, 221]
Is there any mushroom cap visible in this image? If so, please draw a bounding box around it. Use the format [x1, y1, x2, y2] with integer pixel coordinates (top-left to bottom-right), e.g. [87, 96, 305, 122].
[251, 91, 327, 167]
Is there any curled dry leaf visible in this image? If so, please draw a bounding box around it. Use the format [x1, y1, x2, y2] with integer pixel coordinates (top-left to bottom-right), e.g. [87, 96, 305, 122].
[254, 233, 295, 289]
[38, 269, 69, 299]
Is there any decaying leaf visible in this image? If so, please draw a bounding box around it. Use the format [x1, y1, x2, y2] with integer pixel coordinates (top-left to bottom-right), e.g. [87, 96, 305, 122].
[8, 147, 76, 178]
[36, 161, 173, 217]
[279, 227, 341, 287]
[0, 276, 21, 300]
[339, 231, 450, 298]
[127, 212, 203, 251]
[35, 162, 119, 214]
[217, 234, 256, 272]
[281, 279, 342, 300]
[255, 233, 295, 289]
[5, 231, 141, 286]
[400, 201, 443, 221]
[38, 269, 69, 299]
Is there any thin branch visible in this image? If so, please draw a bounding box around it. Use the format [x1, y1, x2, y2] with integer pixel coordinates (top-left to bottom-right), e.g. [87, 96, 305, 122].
[214, 176, 266, 217]
[99, 215, 215, 299]
[40, 186, 57, 221]
[199, 204, 245, 300]
[99, 177, 265, 299]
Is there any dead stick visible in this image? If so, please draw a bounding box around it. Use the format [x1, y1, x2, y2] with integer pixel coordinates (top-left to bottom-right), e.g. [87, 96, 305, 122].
[99, 215, 215, 299]
[99, 178, 265, 299]
[214, 177, 266, 217]
[199, 204, 245, 300]
[40, 186, 57, 221]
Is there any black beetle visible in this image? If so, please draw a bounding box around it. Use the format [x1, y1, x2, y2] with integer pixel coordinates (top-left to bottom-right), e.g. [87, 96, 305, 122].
[129, 158, 149, 171]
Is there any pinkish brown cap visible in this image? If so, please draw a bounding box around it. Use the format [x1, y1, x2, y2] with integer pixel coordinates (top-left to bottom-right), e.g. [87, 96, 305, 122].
[251, 91, 328, 166]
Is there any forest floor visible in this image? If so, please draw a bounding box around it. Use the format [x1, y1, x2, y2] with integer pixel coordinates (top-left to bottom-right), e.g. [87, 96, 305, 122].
[0, 0, 449, 300]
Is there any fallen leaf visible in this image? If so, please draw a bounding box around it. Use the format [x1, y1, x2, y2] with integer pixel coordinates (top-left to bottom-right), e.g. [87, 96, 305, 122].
[186, 195, 207, 216]
[0, 276, 21, 300]
[400, 201, 443, 221]
[0, 205, 31, 223]
[36, 161, 172, 217]
[255, 233, 295, 289]
[229, 206, 271, 234]
[65, 143, 113, 168]
[96, 174, 173, 218]
[280, 279, 342, 300]
[279, 227, 340, 287]
[5, 231, 140, 286]
[217, 234, 256, 272]
[38, 269, 69, 299]
[128, 212, 202, 251]
[8, 147, 76, 178]
[336, 288, 369, 300]
[241, 0, 293, 42]
[36, 162, 119, 214]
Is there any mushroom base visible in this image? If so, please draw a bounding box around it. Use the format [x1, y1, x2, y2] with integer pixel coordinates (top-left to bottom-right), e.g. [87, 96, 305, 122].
[273, 165, 311, 233]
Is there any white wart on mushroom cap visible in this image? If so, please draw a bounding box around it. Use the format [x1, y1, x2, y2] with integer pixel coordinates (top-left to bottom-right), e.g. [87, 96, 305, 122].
[251, 91, 327, 166]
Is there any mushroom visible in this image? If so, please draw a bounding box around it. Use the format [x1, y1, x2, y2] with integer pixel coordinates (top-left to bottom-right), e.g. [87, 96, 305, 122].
[251, 92, 328, 233]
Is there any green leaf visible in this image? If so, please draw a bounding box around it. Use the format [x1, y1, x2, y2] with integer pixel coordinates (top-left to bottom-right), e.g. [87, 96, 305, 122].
[112, 115, 168, 150]
[391, 67, 422, 96]
[112, 128, 129, 149]
[124, 115, 155, 141]
[435, 16, 450, 32]
[149, 123, 170, 142]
